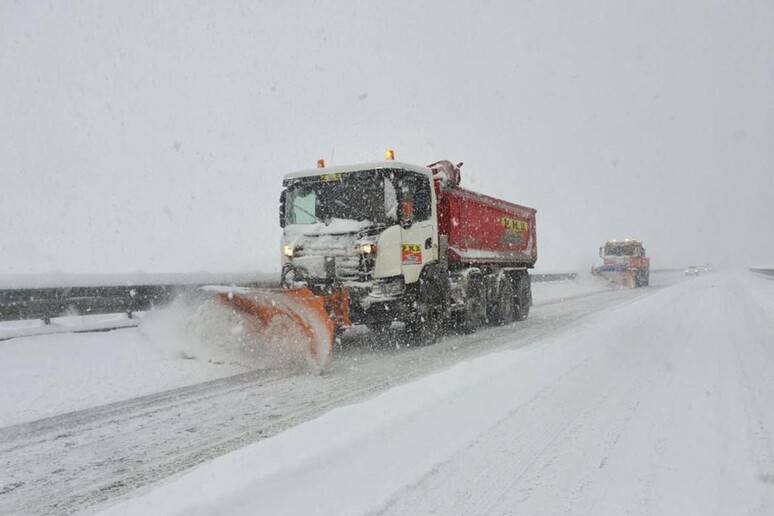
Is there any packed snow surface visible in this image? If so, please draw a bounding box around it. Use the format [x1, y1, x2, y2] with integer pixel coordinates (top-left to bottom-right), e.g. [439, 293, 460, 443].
[0, 294, 306, 426]
[102, 271, 774, 515]
[0, 317, 245, 427]
[0, 275, 610, 427]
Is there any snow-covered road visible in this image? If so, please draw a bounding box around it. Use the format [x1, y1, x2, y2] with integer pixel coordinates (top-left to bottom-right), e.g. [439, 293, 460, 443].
[5, 271, 774, 515]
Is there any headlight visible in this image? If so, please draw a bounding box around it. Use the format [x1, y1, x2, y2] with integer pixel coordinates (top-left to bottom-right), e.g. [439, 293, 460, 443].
[283, 245, 295, 258]
[359, 243, 378, 255]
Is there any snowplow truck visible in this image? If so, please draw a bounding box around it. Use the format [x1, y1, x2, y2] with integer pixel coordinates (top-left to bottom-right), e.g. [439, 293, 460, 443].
[210, 155, 537, 367]
[592, 239, 650, 288]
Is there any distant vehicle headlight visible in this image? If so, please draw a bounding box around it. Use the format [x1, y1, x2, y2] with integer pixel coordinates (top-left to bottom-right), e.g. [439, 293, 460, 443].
[283, 245, 295, 258]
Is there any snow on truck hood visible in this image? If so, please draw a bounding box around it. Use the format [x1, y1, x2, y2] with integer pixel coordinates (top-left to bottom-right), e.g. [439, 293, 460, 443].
[283, 161, 432, 180]
[284, 219, 373, 237]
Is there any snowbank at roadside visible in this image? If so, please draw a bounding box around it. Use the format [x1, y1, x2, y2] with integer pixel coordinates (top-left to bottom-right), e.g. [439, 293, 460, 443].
[0, 299, 269, 427]
[0, 290, 338, 427]
[0, 327, 247, 427]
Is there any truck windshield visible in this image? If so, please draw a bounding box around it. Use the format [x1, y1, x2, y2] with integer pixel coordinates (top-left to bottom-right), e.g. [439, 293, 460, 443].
[285, 175, 394, 226]
[605, 245, 641, 256]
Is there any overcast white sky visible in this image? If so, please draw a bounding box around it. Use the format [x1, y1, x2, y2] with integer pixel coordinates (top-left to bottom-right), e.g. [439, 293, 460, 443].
[2, 0, 773, 275]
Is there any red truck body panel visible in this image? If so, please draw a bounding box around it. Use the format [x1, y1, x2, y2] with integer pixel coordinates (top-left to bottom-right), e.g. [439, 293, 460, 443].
[434, 169, 537, 268]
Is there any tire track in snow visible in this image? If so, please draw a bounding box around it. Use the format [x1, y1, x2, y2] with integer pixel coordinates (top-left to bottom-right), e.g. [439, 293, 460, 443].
[0, 283, 673, 515]
[380, 273, 774, 516]
[380, 286, 696, 516]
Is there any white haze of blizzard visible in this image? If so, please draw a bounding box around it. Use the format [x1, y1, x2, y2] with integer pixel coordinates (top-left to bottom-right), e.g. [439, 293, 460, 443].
[101, 271, 774, 516]
[1, 2, 773, 275]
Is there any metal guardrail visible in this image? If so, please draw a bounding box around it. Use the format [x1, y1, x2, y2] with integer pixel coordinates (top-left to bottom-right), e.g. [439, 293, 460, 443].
[0, 280, 276, 325]
[0, 272, 578, 326]
[530, 272, 578, 283]
[750, 267, 774, 279]
[0, 285, 183, 324]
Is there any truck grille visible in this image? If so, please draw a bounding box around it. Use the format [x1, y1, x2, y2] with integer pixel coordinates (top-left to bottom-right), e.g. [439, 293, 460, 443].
[294, 236, 363, 281]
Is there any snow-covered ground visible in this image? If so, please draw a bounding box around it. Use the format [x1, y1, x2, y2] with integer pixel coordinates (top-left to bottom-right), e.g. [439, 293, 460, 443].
[0, 319, 246, 428]
[0, 274, 608, 427]
[5, 270, 771, 515]
[0, 275, 659, 514]
[0, 297, 273, 427]
[101, 270, 774, 515]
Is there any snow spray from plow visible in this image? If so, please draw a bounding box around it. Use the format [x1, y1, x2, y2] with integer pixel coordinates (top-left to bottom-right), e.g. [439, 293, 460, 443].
[200, 286, 351, 370]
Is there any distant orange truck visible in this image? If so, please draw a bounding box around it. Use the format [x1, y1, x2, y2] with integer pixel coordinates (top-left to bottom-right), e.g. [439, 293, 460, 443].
[593, 239, 650, 287]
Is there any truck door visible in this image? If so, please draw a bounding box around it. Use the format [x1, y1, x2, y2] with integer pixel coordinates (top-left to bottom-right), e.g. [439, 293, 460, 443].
[398, 173, 437, 285]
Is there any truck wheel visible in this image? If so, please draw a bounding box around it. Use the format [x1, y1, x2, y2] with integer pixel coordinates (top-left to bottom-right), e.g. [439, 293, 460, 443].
[514, 297, 530, 321]
[406, 303, 441, 345]
[366, 322, 391, 336]
[366, 322, 394, 348]
[489, 278, 515, 326]
[459, 277, 486, 333]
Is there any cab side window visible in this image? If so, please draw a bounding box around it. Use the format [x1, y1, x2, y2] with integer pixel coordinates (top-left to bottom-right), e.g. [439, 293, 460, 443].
[398, 174, 432, 222]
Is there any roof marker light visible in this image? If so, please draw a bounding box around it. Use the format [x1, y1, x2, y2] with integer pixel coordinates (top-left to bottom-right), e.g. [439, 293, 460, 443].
[385, 149, 395, 160]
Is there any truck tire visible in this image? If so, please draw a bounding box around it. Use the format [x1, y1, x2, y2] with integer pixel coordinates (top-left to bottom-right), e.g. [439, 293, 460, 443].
[406, 301, 441, 345]
[489, 277, 515, 326]
[514, 293, 530, 321]
[405, 268, 445, 345]
[458, 276, 486, 333]
[514, 300, 530, 321]
[366, 322, 391, 336]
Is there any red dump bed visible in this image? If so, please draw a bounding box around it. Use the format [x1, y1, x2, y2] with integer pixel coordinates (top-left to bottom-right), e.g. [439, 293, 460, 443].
[431, 162, 537, 268]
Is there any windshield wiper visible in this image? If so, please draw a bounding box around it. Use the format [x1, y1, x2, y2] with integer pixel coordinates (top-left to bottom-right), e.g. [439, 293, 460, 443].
[334, 199, 371, 222]
[294, 204, 323, 224]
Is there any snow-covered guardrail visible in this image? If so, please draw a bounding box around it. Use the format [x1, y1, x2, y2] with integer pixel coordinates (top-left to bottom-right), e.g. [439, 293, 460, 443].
[750, 267, 774, 279]
[530, 272, 577, 283]
[1, 284, 182, 324]
[0, 271, 578, 330]
[0, 272, 277, 335]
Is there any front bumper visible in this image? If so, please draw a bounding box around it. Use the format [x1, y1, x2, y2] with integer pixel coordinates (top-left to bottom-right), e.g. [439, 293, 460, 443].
[347, 277, 411, 325]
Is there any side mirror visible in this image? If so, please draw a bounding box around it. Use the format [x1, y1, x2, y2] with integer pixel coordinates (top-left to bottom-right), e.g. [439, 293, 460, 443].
[400, 200, 414, 228]
[599, 246, 604, 258]
[279, 190, 287, 228]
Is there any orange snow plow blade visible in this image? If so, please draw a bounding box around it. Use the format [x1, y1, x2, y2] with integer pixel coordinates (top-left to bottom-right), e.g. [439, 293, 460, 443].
[200, 285, 350, 368]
